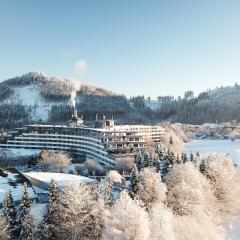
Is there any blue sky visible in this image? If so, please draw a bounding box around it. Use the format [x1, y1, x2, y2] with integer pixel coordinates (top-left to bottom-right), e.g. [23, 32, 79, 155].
[0, 0, 240, 98]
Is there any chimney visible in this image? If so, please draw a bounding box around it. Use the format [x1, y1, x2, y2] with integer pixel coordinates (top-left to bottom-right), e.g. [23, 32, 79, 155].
[74, 107, 78, 118]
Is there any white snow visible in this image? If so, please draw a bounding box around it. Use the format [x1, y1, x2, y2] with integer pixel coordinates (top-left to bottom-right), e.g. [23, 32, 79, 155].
[3, 85, 69, 121]
[30, 203, 47, 225]
[0, 148, 40, 157]
[23, 172, 93, 187]
[0, 169, 36, 203]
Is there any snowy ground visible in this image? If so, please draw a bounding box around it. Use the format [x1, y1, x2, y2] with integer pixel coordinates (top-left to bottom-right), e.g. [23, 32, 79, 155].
[0, 148, 41, 158]
[3, 85, 69, 121]
[0, 169, 36, 203]
[186, 139, 240, 239]
[30, 203, 46, 225]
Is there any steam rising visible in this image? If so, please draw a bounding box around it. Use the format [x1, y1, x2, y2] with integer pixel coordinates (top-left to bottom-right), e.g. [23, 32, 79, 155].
[70, 80, 81, 108]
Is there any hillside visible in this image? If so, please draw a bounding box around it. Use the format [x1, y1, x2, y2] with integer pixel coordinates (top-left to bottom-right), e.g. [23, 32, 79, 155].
[157, 84, 240, 124]
[0, 72, 155, 128]
[1, 72, 240, 127]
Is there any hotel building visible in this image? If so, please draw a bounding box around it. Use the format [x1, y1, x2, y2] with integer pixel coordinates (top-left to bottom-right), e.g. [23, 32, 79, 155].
[0, 114, 165, 168]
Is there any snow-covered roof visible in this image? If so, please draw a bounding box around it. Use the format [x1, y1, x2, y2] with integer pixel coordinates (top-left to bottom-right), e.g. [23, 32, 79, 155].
[23, 172, 93, 188]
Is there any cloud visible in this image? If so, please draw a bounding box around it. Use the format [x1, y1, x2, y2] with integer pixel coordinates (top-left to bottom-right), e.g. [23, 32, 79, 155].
[74, 60, 88, 76]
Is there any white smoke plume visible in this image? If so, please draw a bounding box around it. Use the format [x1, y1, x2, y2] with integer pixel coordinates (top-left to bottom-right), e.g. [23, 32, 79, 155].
[70, 80, 81, 108]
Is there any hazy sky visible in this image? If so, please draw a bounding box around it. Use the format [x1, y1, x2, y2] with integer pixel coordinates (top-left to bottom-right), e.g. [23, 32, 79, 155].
[1, 0, 240, 98]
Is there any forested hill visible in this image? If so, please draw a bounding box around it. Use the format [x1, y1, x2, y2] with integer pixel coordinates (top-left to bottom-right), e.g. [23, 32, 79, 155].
[0, 72, 155, 128]
[156, 84, 240, 124]
[0, 72, 240, 128]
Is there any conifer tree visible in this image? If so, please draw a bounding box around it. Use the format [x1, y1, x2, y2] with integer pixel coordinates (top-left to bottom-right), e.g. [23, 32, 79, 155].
[181, 152, 188, 163]
[143, 150, 150, 168]
[42, 179, 61, 240]
[167, 150, 175, 165]
[18, 182, 35, 240]
[135, 152, 143, 171]
[90, 180, 100, 201]
[155, 157, 161, 173]
[3, 191, 18, 238]
[130, 164, 141, 197]
[176, 154, 182, 164]
[103, 177, 113, 206]
[190, 152, 194, 162]
[199, 159, 206, 174]
[155, 144, 164, 161]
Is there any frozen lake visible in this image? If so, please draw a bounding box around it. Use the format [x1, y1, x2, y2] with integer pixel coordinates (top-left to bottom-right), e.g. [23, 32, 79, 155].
[186, 139, 240, 165]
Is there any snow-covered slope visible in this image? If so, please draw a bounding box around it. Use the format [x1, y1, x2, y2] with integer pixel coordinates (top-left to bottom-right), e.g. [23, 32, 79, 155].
[3, 84, 69, 121]
[0, 72, 119, 122]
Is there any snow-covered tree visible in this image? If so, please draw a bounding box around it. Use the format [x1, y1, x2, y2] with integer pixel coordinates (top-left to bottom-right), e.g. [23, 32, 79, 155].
[102, 191, 150, 240]
[173, 214, 224, 240]
[135, 151, 143, 171]
[204, 155, 240, 217]
[39, 151, 71, 173]
[142, 150, 150, 168]
[130, 165, 141, 197]
[3, 191, 18, 237]
[166, 163, 217, 218]
[138, 168, 167, 209]
[42, 179, 62, 240]
[181, 152, 188, 163]
[160, 155, 172, 178]
[57, 184, 106, 240]
[149, 203, 176, 240]
[99, 177, 113, 206]
[0, 217, 11, 240]
[18, 183, 35, 240]
[190, 152, 194, 162]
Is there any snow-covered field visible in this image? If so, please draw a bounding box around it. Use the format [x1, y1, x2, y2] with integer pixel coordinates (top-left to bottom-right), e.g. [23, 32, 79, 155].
[186, 139, 240, 239]
[186, 139, 240, 166]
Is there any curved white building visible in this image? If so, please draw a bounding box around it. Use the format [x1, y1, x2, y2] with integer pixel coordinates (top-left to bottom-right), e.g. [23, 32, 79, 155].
[0, 120, 165, 168]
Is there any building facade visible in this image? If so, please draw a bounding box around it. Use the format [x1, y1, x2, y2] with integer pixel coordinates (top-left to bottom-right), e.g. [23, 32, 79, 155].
[0, 120, 165, 168]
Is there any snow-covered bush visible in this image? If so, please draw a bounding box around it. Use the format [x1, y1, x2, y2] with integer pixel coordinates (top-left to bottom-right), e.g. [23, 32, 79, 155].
[138, 168, 167, 208]
[58, 184, 107, 240]
[102, 191, 150, 240]
[173, 214, 225, 240]
[166, 162, 217, 218]
[107, 170, 123, 183]
[204, 155, 240, 217]
[149, 203, 176, 240]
